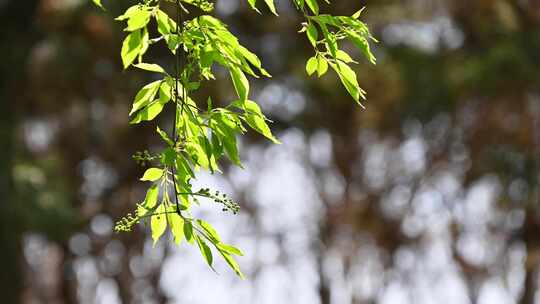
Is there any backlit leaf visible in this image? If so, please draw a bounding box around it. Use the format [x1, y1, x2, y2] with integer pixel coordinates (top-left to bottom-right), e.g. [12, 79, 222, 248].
[140, 168, 164, 181]
[151, 204, 167, 245]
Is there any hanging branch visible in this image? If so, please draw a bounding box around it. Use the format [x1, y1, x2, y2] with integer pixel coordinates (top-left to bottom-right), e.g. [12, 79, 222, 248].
[93, 0, 376, 278]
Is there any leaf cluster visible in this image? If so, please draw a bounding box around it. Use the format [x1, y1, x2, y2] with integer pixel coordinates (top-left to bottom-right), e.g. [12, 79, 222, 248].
[92, 0, 376, 278]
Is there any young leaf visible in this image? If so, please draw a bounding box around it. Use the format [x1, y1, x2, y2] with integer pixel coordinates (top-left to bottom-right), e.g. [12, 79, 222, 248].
[138, 28, 150, 63]
[218, 250, 245, 279]
[336, 50, 354, 63]
[151, 204, 167, 245]
[344, 29, 376, 64]
[125, 9, 151, 32]
[130, 80, 162, 115]
[168, 212, 185, 245]
[330, 61, 365, 105]
[134, 63, 167, 74]
[247, 0, 261, 13]
[144, 185, 159, 209]
[156, 9, 175, 35]
[263, 0, 278, 15]
[116, 5, 142, 21]
[305, 0, 319, 15]
[184, 221, 195, 244]
[306, 23, 318, 47]
[306, 56, 317, 76]
[352, 7, 366, 19]
[157, 126, 174, 147]
[92, 0, 104, 10]
[121, 30, 142, 69]
[230, 67, 249, 101]
[130, 101, 167, 124]
[217, 243, 244, 256]
[316, 55, 328, 77]
[242, 100, 280, 143]
[196, 235, 213, 267]
[197, 219, 221, 243]
[140, 168, 164, 181]
[212, 114, 242, 166]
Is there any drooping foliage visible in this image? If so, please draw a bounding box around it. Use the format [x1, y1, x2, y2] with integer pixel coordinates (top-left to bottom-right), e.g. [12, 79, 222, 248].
[92, 0, 375, 277]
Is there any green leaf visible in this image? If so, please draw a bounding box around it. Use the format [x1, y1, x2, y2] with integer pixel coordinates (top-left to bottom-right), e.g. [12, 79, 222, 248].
[305, 0, 319, 15]
[130, 80, 162, 115]
[134, 63, 167, 74]
[125, 9, 151, 32]
[157, 126, 174, 147]
[238, 46, 271, 77]
[316, 22, 337, 57]
[92, 0, 105, 10]
[212, 114, 242, 166]
[185, 141, 209, 169]
[317, 55, 328, 77]
[180, 0, 214, 12]
[197, 219, 221, 243]
[352, 7, 366, 19]
[217, 243, 244, 256]
[230, 67, 249, 101]
[184, 221, 195, 244]
[306, 23, 318, 47]
[242, 100, 280, 143]
[144, 185, 159, 209]
[137, 184, 159, 217]
[115, 5, 140, 21]
[263, 0, 278, 15]
[121, 30, 142, 69]
[344, 29, 376, 65]
[168, 212, 185, 245]
[218, 250, 245, 279]
[151, 204, 167, 245]
[306, 56, 317, 76]
[330, 60, 365, 105]
[132, 83, 169, 121]
[336, 50, 354, 63]
[138, 28, 150, 63]
[196, 235, 213, 267]
[129, 98, 168, 124]
[140, 168, 164, 181]
[156, 9, 175, 34]
[247, 0, 261, 13]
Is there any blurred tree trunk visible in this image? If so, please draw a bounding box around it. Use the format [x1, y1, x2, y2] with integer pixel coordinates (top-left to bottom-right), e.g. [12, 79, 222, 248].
[0, 0, 39, 302]
[0, 69, 21, 304]
[520, 268, 536, 304]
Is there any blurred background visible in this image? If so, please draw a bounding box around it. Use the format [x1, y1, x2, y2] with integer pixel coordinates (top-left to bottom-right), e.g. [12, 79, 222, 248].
[1, 0, 540, 303]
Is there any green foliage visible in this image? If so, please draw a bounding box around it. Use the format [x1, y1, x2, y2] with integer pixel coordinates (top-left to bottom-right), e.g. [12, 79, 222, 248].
[92, 0, 375, 278]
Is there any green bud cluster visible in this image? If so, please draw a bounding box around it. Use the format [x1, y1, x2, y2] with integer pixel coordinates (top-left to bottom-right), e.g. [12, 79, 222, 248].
[133, 150, 157, 167]
[114, 211, 141, 232]
[197, 188, 240, 214]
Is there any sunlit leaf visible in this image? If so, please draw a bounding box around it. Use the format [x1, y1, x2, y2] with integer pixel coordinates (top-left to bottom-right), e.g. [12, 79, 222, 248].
[121, 30, 142, 69]
[306, 23, 318, 46]
[196, 235, 213, 267]
[217, 243, 244, 256]
[306, 56, 317, 76]
[92, 0, 105, 10]
[316, 55, 328, 77]
[168, 212, 185, 245]
[140, 168, 164, 181]
[218, 250, 245, 279]
[151, 204, 167, 245]
[263, 0, 278, 15]
[130, 80, 162, 115]
[305, 0, 319, 15]
[230, 66, 249, 101]
[134, 63, 167, 74]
